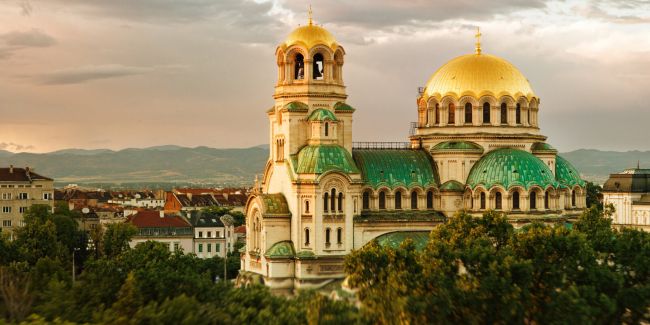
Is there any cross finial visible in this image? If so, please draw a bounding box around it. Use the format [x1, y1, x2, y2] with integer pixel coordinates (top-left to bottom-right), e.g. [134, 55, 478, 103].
[308, 5, 313, 26]
[475, 27, 482, 55]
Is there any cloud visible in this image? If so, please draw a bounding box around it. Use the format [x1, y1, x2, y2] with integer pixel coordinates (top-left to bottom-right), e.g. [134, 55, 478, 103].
[20, 0, 32, 16]
[1, 28, 57, 47]
[0, 142, 35, 152]
[36, 64, 152, 85]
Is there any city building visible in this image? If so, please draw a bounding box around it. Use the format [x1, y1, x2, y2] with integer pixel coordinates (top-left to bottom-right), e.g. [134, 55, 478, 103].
[108, 190, 165, 209]
[189, 212, 236, 258]
[164, 191, 220, 215]
[240, 15, 587, 291]
[602, 166, 650, 231]
[0, 166, 54, 236]
[127, 210, 193, 253]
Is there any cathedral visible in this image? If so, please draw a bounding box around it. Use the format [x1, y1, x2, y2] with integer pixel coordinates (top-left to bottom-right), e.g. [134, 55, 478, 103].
[239, 14, 587, 291]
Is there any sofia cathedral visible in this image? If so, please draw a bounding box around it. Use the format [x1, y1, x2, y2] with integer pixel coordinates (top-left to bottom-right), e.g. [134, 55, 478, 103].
[240, 13, 586, 291]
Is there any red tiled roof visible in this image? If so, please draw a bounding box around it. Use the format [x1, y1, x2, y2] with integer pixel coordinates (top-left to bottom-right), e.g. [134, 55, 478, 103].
[0, 167, 52, 182]
[127, 210, 190, 228]
[234, 225, 246, 234]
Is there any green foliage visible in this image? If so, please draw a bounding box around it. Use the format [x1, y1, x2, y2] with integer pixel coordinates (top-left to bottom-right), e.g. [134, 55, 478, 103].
[346, 209, 650, 324]
[586, 181, 604, 210]
[102, 223, 137, 258]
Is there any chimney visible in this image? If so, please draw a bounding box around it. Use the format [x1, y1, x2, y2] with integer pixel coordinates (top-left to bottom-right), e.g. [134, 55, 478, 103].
[159, 211, 165, 218]
[9, 165, 13, 174]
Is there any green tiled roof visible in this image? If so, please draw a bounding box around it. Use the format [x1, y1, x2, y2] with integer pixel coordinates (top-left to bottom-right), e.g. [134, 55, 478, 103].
[264, 240, 295, 259]
[531, 142, 557, 153]
[352, 149, 439, 189]
[466, 148, 558, 190]
[260, 193, 291, 216]
[373, 231, 430, 251]
[556, 155, 586, 188]
[334, 102, 355, 112]
[307, 108, 337, 121]
[293, 145, 359, 175]
[440, 180, 465, 192]
[284, 101, 309, 112]
[295, 250, 317, 259]
[431, 141, 483, 153]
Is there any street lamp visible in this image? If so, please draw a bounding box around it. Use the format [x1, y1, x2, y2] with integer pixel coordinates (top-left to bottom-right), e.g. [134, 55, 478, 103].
[219, 214, 234, 282]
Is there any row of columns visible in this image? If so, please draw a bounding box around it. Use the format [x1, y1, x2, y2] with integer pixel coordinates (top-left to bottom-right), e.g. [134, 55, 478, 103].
[419, 105, 539, 128]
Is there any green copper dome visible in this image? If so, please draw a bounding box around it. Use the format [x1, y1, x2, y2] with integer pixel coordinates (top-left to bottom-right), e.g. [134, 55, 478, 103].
[373, 231, 430, 251]
[466, 148, 558, 190]
[293, 145, 359, 175]
[555, 155, 585, 188]
[431, 141, 483, 153]
[283, 101, 309, 112]
[531, 142, 557, 153]
[264, 240, 295, 259]
[440, 180, 465, 192]
[307, 108, 337, 121]
[334, 102, 355, 112]
[353, 149, 439, 189]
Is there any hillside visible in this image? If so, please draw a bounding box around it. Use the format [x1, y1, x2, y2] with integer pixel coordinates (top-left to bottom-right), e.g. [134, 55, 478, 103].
[0, 146, 645, 186]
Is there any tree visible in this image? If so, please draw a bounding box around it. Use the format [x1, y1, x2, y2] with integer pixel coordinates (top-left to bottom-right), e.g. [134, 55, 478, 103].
[103, 223, 137, 258]
[586, 181, 603, 210]
[0, 264, 34, 322]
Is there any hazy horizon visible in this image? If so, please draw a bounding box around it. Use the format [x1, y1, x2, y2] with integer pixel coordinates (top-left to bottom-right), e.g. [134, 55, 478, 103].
[1, 0, 649, 153]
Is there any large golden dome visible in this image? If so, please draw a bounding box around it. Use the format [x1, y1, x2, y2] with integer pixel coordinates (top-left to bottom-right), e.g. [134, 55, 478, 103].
[423, 53, 536, 100]
[284, 23, 337, 50]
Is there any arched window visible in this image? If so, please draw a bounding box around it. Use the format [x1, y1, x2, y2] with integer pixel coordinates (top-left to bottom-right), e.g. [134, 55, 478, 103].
[426, 190, 434, 209]
[530, 191, 537, 210]
[313, 53, 324, 80]
[325, 227, 331, 245]
[528, 107, 532, 125]
[304, 228, 310, 245]
[495, 192, 502, 210]
[325, 122, 329, 136]
[483, 102, 491, 124]
[500, 103, 507, 124]
[294, 53, 304, 80]
[379, 191, 386, 210]
[513, 191, 520, 210]
[337, 228, 342, 244]
[411, 191, 418, 209]
[338, 192, 343, 212]
[305, 200, 310, 214]
[572, 190, 576, 207]
[480, 192, 486, 209]
[435, 104, 440, 125]
[362, 191, 370, 210]
[323, 192, 329, 212]
[544, 191, 550, 209]
[395, 191, 402, 209]
[465, 103, 472, 124]
[330, 188, 336, 212]
[516, 103, 521, 124]
[448, 103, 455, 125]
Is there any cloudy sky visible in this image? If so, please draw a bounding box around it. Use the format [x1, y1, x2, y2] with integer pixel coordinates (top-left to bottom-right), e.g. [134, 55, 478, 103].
[0, 0, 649, 153]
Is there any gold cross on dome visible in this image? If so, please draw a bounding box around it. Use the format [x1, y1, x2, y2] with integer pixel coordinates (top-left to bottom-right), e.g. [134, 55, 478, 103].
[475, 27, 482, 55]
[308, 5, 313, 26]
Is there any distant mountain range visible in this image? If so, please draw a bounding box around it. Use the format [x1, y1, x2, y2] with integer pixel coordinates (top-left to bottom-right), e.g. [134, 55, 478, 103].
[0, 146, 645, 187]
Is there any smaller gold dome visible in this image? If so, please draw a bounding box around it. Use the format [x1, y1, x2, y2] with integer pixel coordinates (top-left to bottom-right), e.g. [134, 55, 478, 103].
[284, 24, 337, 50]
[424, 53, 536, 100]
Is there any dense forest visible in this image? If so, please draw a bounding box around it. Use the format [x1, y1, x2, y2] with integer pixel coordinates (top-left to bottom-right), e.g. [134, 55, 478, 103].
[0, 203, 648, 324]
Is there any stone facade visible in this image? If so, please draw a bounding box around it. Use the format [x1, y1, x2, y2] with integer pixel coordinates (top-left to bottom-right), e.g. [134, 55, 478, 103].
[603, 168, 650, 231]
[0, 166, 54, 237]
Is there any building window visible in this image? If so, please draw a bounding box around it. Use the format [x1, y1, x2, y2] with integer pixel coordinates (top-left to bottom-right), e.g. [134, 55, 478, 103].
[2, 220, 11, 227]
[19, 207, 27, 213]
[323, 192, 329, 212]
[43, 193, 53, 200]
[313, 53, 324, 80]
[304, 228, 310, 245]
[379, 191, 386, 210]
[483, 103, 491, 124]
[544, 191, 550, 209]
[198, 244, 203, 253]
[395, 191, 402, 209]
[337, 227, 342, 244]
[500, 103, 508, 124]
[330, 188, 336, 212]
[426, 190, 434, 209]
[338, 192, 343, 212]
[294, 53, 304, 80]
[480, 192, 486, 210]
[495, 192, 502, 210]
[411, 191, 418, 209]
[18, 193, 28, 200]
[513, 191, 520, 210]
[362, 191, 370, 210]
[216, 231, 221, 238]
[216, 243, 221, 253]
[207, 244, 212, 253]
[572, 190, 576, 207]
[174, 242, 179, 252]
[1, 193, 11, 200]
[465, 103, 472, 124]
[198, 231, 203, 238]
[435, 104, 440, 125]
[530, 192, 537, 210]
[2, 207, 11, 213]
[448, 103, 455, 125]
[325, 228, 331, 246]
[325, 122, 329, 136]
[305, 200, 310, 214]
[207, 231, 212, 238]
[516, 104, 521, 124]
